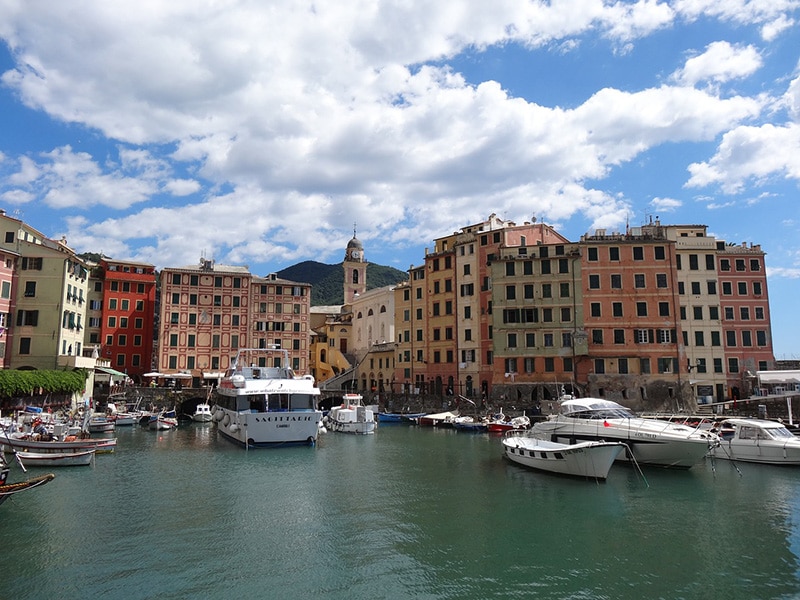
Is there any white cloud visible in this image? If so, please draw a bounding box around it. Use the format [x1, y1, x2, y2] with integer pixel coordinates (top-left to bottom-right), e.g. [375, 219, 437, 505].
[672, 41, 762, 87]
[650, 197, 682, 211]
[0, 0, 797, 269]
[686, 123, 800, 192]
[767, 266, 800, 278]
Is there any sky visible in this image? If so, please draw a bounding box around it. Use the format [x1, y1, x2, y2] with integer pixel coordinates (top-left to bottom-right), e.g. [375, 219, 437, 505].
[0, 1, 798, 357]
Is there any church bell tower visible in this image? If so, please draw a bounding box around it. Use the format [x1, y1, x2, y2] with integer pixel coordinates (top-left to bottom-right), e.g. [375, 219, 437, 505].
[343, 225, 366, 303]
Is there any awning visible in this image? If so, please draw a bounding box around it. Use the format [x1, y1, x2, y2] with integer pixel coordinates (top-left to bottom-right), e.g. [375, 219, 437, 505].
[96, 366, 129, 378]
[203, 372, 225, 379]
[144, 372, 165, 378]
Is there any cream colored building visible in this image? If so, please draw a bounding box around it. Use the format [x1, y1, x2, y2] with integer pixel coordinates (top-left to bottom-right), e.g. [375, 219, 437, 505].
[0, 211, 92, 372]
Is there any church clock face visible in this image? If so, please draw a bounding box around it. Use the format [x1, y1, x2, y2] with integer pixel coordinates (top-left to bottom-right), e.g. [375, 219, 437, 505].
[350, 249, 361, 260]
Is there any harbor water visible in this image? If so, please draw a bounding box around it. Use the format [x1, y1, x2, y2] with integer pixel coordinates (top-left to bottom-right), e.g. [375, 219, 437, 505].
[3, 423, 800, 600]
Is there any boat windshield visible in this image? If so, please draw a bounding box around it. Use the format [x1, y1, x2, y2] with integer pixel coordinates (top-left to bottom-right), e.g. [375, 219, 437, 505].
[560, 400, 636, 420]
[766, 426, 796, 440]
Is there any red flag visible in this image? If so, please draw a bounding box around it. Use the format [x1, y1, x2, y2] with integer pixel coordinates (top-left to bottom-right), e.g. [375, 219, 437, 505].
[603, 420, 610, 427]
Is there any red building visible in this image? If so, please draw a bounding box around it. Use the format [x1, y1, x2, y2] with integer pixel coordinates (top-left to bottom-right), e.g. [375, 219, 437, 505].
[98, 258, 157, 381]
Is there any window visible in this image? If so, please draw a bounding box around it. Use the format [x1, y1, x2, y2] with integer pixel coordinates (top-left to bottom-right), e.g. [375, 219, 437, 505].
[24, 281, 36, 297]
[592, 329, 604, 344]
[560, 307, 571, 322]
[659, 302, 670, 317]
[656, 274, 667, 288]
[714, 358, 723, 373]
[633, 247, 644, 260]
[693, 306, 703, 320]
[611, 274, 621, 289]
[757, 330, 767, 346]
[720, 259, 730, 271]
[618, 358, 629, 374]
[706, 255, 715, 270]
[634, 274, 645, 288]
[709, 306, 719, 320]
[755, 307, 764, 319]
[742, 331, 752, 347]
[726, 331, 736, 347]
[542, 284, 552, 298]
[689, 254, 699, 270]
[722, 282, 733, 295]
[640, 358, 651, 373]
[588, 247, 598, 261]
[16, 310, 39, 326]
[505, 262, 515, 276]
[735, 259, 745, 271]
[707, 281, 717, 295]
[558, 259, 569, 274]
[19, 337, 31, 354]
[526, 332, 536, 347]
[711, 331, 721, 346]
[505, 286, 516, 300]
[614, 329, 625, 344]
[612, 303, 623, 317]
[694, 331, 704, 346]
[524, 357, 535, 373]
[691, 282, 701, 295]
[523, 284, 534, 299]
[753, 281, 762, 295]
[636, 302, 648, 317]
[541, 260, 551, 274]
[728, 357, 739, 373]
[591, 303, 601, 317]
[562, 332, 572, 347]
[595, 359, 605, 374]
[737, 282, 747, 295]
[507, 333, 517, 348]
[740, 307, 750, 320]
[542, 308, 553, 322]
[544, 333, 554, 347]
[609, 247, 620, 261]
[545, 357, 555, 372]
[588, 275, 600, 289]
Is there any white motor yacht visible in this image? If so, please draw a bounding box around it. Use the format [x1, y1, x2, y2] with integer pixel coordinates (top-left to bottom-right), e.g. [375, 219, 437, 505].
[532, 397, 718, 468]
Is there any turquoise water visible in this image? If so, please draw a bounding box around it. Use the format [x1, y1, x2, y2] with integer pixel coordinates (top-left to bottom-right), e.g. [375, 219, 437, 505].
[2, 423, 800, 599]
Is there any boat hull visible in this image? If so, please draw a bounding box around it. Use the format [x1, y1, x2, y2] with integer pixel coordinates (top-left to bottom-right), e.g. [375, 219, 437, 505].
[503, 435, 624, 479]
[1, 435, 116, 454]
[17, 449, 95, 467]
[216, 409, 323, 447]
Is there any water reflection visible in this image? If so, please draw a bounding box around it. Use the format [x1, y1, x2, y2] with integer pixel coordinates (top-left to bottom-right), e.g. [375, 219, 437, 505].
[2, 424, 800, 599]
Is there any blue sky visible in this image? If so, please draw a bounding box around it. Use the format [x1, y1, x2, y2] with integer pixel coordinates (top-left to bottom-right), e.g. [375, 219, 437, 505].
[0, 1, 798, 357]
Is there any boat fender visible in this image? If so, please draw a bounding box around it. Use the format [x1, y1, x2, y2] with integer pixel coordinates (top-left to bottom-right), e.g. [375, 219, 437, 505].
[222, 414, 231, 427]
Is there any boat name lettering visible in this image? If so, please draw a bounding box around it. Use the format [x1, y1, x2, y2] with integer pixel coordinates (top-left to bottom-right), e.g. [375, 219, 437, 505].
[255, 415, 313, 423]
[633, 432, 657, 439]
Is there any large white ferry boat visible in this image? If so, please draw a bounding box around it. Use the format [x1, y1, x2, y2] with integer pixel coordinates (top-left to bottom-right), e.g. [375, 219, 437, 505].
[213, 348, 323, 448]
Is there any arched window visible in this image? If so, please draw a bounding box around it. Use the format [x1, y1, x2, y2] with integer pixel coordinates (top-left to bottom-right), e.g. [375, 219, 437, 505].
[352, 269, 359, 284]
[368, 308, 374, 316]
[379, 305, 386, 313]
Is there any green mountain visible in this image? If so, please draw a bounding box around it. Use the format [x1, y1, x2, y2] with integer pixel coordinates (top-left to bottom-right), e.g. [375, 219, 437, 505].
[276, 261, 408, 306]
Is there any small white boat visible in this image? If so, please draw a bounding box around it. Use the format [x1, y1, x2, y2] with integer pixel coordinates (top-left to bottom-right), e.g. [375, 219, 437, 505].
[16, 449, 95, 467]
[87, 415, 116, 433]
[710, 418, 800, 465]
[149, 410, 178, 430]
[192, 403, 213, 423]
[502, 431, 624, 480]
[326, 394, 376, 435]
